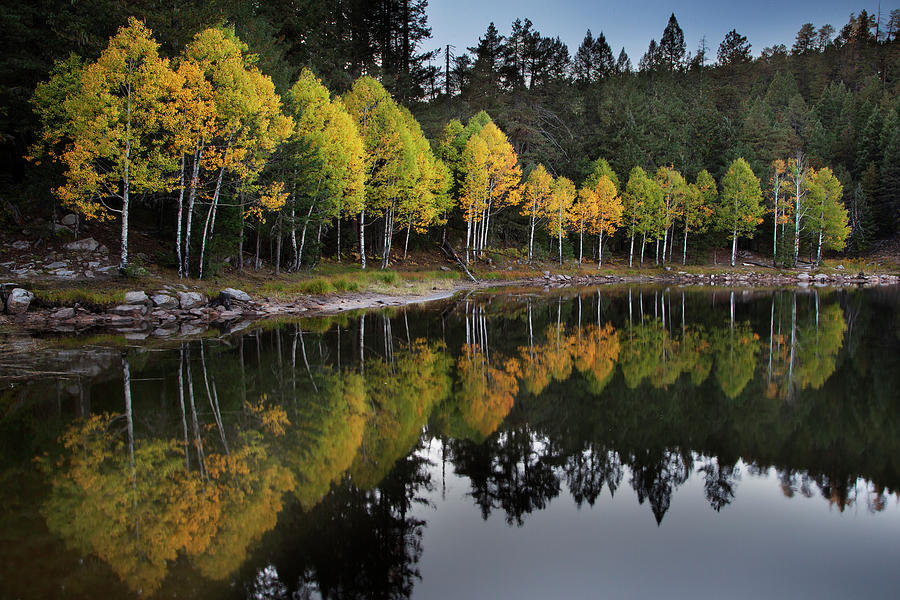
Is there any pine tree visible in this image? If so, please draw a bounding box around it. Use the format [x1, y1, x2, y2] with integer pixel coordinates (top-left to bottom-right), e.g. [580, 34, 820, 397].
[718, 30, 751, 65]
[659, 14, 686, 70]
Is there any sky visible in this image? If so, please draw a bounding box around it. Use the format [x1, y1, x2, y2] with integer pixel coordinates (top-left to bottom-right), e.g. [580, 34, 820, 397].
[426, 0, 887, 67]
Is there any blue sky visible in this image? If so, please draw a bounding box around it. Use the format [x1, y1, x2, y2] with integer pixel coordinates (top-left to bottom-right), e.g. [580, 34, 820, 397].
[426, 0, 886, 66]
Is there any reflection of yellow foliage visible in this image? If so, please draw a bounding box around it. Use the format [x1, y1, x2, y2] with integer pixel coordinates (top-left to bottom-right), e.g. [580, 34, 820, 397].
[456, 346, 520, 440]
[572, 324, 620, 394]
[350, 340, 452, 488]
[40, 411, 295, 593]
[519, 326, 575, 395]
[713, 323, 760, 399]
[287, 371, 370, 509]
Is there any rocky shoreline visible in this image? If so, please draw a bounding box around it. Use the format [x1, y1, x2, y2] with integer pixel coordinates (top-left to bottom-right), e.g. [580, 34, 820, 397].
[1, 269, 899, 339]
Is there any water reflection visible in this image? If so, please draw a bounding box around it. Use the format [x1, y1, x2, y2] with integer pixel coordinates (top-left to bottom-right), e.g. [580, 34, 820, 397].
[4, 285, 900, 598]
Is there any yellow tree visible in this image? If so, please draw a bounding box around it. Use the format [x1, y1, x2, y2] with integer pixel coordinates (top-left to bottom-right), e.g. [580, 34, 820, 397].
[521, 164, 554, 262]
[769, 159, 791, 266]
[682, 170, 716, 265]
[655, 166, 688, 265]
[588, 175, 623, 267]
[282, 68, 365, 270]
[183, 27, 291, 278]
[546, 176, 576, 265]
[55, 18, 181, 272]
[807, 167, 849, 265]
[460, 122, 522, 263]
[571, 186, 599, 263]
[343, 76, 410, 269]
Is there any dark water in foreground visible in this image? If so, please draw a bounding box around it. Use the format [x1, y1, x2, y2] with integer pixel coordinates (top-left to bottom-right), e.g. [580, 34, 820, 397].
[2, 285, 900, 599]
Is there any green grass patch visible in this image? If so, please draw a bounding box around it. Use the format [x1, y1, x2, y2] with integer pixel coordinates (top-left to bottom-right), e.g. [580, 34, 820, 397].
[32, 288, 127, 309]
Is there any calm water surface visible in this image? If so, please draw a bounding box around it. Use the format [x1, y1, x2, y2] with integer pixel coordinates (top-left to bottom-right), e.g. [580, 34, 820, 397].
[2, 285, 899, 599]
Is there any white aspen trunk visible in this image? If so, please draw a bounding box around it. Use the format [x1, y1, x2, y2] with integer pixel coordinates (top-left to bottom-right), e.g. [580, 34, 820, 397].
[731, 227, 738, 267]
[298, 203, 314, 268]
[597, 227, 604, 268]
[176, 156, 185, 278]
[793, 200, 801, 267]
[184, 142, 202, 276]
[465, 213, 472, 265]
[290, 204, 298, 270]
[669, 224, 675, 262]
[404, 223, 411, 260]
[773, 184, 779, 266]
[816, 211, 824, 266]
[528, 209, 536, 263]
[119, 87, 131, 272]
[337, 217, 341, 262]
[558, 198, 563, 266]
[682, 222, 688, 266]
[629, 232, 635, 267]
[198, 164, 226, 279]
[359, 210, 366, 269]
[640, 235, 646, 266]
[655, 239, 659, 265]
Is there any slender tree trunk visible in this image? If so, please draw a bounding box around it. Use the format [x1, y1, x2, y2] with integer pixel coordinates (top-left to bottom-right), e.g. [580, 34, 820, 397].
[465, 214, 472, 265]
[773, 192, 779, 267]
[662, 221, 668, 266]
[238, 193, 244, 273]
[404, 223, 411, 260]
[298, 203, 314, 268]
[176, 156, 185, 278]
[640, 235, 646, 266]
[290, 202, 298, 270]
[597, 228, 604, 268]
[337, 217, 341, 262]
[731, 228, 738, 267]
[254, 224, 261, 270]
[578, 223, 583, 264]
[184, 143, 203, 276]
[816, 220, 824, 266]
[682, 223, 688, 266]
[198, 164, 226, 279]
[629, 232, 635, 267]
[655, 239, 659, 265]
[528, 209, 536, 263]
[359, 210, 366, 269]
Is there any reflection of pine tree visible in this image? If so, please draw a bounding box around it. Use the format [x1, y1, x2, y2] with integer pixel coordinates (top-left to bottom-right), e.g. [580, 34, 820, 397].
[630, 449, 691, 525]
[699, 458, 739, 512]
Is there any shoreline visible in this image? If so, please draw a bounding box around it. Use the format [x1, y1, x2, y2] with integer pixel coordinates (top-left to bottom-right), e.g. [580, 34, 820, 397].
[1, 269, 899, 339]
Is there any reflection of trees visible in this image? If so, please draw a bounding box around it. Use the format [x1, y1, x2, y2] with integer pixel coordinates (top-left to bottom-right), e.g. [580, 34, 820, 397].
[39, 350, 296, 594]
[629, 449, 692, 525]
[700, 458, 740, 512]
[564, 447, 623, 508]
[451, 427, 561, 526]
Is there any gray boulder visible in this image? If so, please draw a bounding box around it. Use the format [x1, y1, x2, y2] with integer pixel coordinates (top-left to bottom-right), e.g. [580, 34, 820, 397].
[124, 290, 149, 305]
[51, 307, 75, 320]
[6, 288, 34, 314]
[150, 293, 178, 309]
[221, 287, 251, 302]
[177, 291, 205, 309]
[65, 238, 99, 252]
[61, 214, 78, 226]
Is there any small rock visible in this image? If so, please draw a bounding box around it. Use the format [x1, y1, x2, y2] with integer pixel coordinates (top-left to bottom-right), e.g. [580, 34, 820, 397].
[51, 307, 75, 320]
[11, 241, 31, 250]
[53, 270, 77, 279]
[51, 223, 72, 234]
[61, 214, 78, 226]
[221, 287, 251, 302]
[124, 290, 149, 305]
[440, 266, 451, 272]
[180, 322, 205, 336]
[65, 238, 100, 252]
[150, 293, 178, 309]
[46, 261, 68, 269]
[109, 304, 147, 317]
[97, 245, 109, 254]
[797, 272, 810, 281]
[837, 264, 845, 270]
[177, 291, 205, 309]
[543, 271, 551, 278]
[5, 288, 34, 314]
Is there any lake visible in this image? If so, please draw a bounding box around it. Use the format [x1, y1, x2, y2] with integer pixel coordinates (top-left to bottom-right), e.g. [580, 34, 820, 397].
[2, 285, 899, 599]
